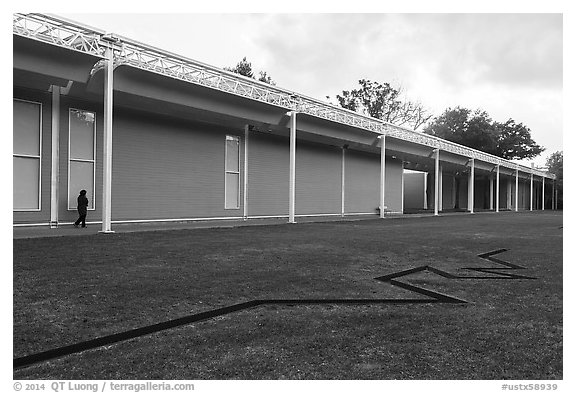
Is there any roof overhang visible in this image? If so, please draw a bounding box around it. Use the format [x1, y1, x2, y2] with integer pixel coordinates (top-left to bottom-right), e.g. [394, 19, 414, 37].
[13, 35, 101, 84]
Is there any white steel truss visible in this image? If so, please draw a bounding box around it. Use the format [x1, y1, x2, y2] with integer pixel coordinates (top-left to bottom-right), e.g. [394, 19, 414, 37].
[13, 13, 554, 180]
[13, 13, 106, 58]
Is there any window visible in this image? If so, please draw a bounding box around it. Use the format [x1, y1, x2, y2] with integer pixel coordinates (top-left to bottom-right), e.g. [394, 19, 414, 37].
[225, 135, 240, 209]
[13, 99, 42, 211]
[68, 109, 96, 210]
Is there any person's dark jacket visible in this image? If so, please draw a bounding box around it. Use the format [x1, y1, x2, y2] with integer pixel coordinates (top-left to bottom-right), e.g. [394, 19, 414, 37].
[77, 194, 88, 215]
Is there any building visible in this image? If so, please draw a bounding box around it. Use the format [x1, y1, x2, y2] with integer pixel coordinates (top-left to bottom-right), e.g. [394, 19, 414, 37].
[13, 13, 557, 231]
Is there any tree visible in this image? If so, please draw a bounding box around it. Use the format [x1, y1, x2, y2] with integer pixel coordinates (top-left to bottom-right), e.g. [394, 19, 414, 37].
[330, 79, 431, 130]
[224, 57, 276, 85]
[224, 57, 254, 78]
[423, 107, 495, 209]
[546, 151, 563, 209]
[493, 119, 545, 160]
[423, 107, 499, 155]
[257, 71, 274, 85]
[424, 107, 544, 160]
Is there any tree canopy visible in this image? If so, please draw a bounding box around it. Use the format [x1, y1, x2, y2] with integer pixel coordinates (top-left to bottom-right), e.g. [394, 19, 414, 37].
[424, 107, 544, 160]
[546, 151, 563, 184]
[330, 79, 431, 130]
[224, 57, 276, 85]
[494, 119, 545, 160]
[546, 151, 563, 209]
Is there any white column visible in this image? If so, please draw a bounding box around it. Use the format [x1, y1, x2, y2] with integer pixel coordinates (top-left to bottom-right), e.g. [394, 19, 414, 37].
[434, 149, 439, 216]
[379, 135, 386, 218]
[495, 164, 500, 213]
[542, 176, 545, 210]
[424, 173, 428, 210]
[401, 160, 405, 214]
[515, 167, 519, 212]
[530, 170, 534, 211]
[341, 146, 346, 217]
[243, 125, 249, 220]
[50, 86, 60, 228]
[100, 47, 115, 233]
[468, 159, 475, 214]
[489, 174, 494, 210]
[438, 164, 443, 212]
[506, 177, 510, 209]
[288, 111, 297, 223]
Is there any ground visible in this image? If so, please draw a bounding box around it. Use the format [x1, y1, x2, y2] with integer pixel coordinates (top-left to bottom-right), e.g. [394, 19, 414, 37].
[13, 211, 563, 379]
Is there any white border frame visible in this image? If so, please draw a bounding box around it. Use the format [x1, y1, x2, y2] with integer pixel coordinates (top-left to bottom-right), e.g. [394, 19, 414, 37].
[224, 134, 241, 210]
[67, 107, 97, 211]
[13, 98, 42, 212]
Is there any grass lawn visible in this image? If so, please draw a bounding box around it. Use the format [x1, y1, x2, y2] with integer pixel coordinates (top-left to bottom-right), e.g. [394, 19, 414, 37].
[13, 212, 562, 379]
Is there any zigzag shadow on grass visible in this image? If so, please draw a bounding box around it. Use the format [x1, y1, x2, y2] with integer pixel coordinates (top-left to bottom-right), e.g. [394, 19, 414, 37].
[13, 297, 453, 369]
[13, 249, 532, 370]
[376, 249, 537, 299]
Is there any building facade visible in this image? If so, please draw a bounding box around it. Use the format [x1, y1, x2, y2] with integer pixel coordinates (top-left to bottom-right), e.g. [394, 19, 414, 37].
[13, 14, 556, 230]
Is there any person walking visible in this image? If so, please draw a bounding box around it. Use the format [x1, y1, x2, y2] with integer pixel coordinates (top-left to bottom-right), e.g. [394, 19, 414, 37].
[74, 189, 89, 228]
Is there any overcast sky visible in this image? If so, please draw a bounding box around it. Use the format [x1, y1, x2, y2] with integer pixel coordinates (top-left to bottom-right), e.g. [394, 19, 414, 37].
[61, 12, 563, 167]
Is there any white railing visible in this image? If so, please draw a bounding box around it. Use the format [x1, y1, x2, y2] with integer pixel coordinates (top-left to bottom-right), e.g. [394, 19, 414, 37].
[13, 13, 554, 179]
[13, 13, 106, 58]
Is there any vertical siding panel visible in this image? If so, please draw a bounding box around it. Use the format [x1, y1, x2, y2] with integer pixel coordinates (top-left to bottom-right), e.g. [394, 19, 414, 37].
[499, 178, 508, 209]
[247, 132, 289, 216]
[442, 173, 454, 209]
[295, 141, 341, 215]
[522, 179, 529, 209]
[474, 177, 486, 209]
[344, 151, 402, 214]
[404, 172, 425, 209]
[458, 177, 468, 209]
[385, 159, 402, 213]
[345, 150, 379, 214]
[524, 180, 528, 209]
[111, 109, 242, 221]
[404, 172, 426, 209]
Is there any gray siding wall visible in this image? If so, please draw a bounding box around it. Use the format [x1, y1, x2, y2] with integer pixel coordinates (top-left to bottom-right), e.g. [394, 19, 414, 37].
[111, 108, 244, 221]
[517, 180, 524, 209]
[404, 172, 426, 209]
[385, 159, 403, 213]
[474, 178, 487, 209]
[13, 88, 52, 225]
[519, 180, 530, 209]
[498, 178, 509, 209]
[344, 151, 402, 214]
[344, 150, 379, 214]
[296, 142, 342, 215]
[247, 132, 289, 217]
[532, 180, 543, 209]
[248, 134, 344, 217]
[442, 172, 454, 210]
[458, 177, 468, 209]
[12, 88, 551, 226]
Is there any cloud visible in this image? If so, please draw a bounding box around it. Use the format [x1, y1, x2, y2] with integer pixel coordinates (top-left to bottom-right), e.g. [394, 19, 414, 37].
[248, 14, 562, 94]
[400, 14, 563, 90]
[59, 13, 562, 162]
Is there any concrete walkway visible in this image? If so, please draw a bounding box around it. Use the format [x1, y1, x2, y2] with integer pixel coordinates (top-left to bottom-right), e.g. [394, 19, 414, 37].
[13, 217, 295, 239]
[12, 210, 505, 239]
